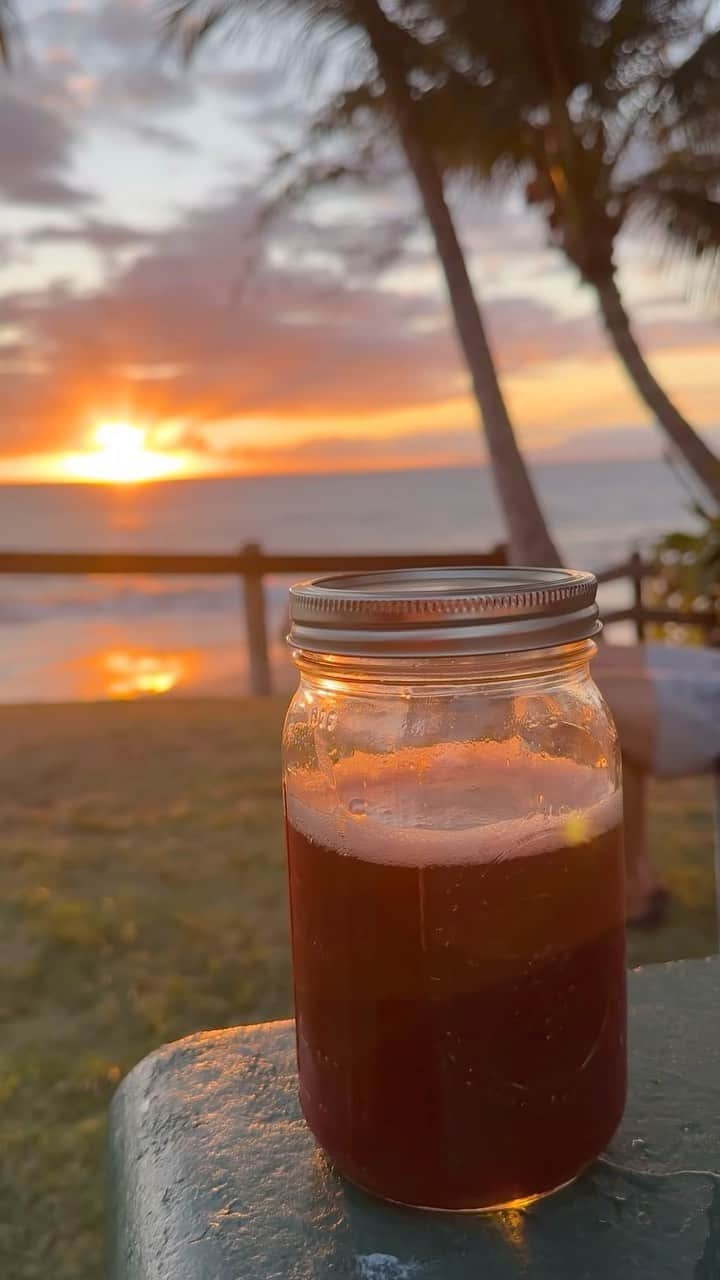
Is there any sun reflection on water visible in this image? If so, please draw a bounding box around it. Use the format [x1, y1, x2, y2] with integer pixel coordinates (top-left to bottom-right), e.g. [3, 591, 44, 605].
[96, 649, 197, 699]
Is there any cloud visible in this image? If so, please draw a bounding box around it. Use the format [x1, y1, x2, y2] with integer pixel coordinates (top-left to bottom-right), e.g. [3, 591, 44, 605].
[200, 425, 483, 472]
[28, 218, 154, 251]
[1, 174, 717, 467]
[0, 187, 453, 455]
[129, 120, 194, 152]
[5, 175, 91, 207]
[31, 0, 155, 56]
[0, 93, 91, 206]
[536, 422, 720, 461]
[19, 1, 196, 120]
[172, 419, 720, 474]
[1, 1, 717, 475]
[24, 1, 285, 120]
[98, 64, 193, 111]
[93, 0, 157, 51]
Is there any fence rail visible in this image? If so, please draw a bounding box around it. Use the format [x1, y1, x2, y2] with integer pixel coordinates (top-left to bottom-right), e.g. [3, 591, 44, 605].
[0, 543, 715, 694]
[0, 546, 506, 576]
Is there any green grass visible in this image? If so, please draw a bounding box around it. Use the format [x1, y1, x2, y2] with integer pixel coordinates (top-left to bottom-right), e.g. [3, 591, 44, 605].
[0, 698, 715, 1278]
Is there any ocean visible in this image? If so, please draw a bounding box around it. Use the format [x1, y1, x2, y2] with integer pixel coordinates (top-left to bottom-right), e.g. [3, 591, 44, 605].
[0, 459, 701, 702]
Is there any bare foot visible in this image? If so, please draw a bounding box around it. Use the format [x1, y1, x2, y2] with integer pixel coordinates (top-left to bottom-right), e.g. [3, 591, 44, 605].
[626, 881, 671, 929]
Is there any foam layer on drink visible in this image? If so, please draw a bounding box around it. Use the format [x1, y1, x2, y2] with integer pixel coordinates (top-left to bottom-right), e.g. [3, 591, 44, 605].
[286, 740, 622, 868]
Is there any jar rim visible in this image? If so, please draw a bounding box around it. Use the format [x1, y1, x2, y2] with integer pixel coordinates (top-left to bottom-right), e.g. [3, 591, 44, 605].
[288, 566, 600, 657]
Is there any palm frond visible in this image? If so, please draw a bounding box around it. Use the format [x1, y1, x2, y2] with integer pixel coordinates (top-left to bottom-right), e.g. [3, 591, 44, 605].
[598, 0, 691, 83]
[657, 27, 720, 147]
[253, 94, 410, 278]
[162, 0, 368, 52]
[161, 0, 377, 90]
[164, 2, 240, 59]
[425, 85, 541, 182]
[669, 27, 720, 111]
[0, 0, 16, 67]
[626, 165, 720, 282]
[309, 81, 387, 134]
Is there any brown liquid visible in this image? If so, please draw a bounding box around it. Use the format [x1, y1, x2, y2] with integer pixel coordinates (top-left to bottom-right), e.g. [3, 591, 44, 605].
[286, 807, 626, 1210]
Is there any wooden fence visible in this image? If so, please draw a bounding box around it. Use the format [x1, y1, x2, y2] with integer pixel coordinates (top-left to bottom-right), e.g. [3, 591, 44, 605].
[0, 543, 715, 695]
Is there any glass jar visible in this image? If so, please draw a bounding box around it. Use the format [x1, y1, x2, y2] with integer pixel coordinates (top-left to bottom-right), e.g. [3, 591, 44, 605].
[282, 568, 625, 1212]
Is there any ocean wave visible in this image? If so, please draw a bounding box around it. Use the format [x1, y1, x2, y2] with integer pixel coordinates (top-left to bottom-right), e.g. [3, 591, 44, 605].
[0, 576, 290, 626]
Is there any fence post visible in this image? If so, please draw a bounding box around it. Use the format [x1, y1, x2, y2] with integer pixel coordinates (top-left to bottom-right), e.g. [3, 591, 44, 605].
[240, 542, 271, 696]
[630, 550, 645, 643]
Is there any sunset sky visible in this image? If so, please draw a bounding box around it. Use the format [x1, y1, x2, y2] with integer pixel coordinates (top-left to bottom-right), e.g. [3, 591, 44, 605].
[1, 0, 718, 483]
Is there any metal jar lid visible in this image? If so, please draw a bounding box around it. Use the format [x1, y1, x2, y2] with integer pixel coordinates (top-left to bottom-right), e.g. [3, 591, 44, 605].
[288, 566, 600, 657]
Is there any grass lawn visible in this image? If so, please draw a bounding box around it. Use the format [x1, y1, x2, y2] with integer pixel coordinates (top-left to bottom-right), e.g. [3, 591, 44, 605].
[0, 698, 716, 1278]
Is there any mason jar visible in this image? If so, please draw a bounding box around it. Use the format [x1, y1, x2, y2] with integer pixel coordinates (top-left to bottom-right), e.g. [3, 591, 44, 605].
[282, 568, 626, 1211]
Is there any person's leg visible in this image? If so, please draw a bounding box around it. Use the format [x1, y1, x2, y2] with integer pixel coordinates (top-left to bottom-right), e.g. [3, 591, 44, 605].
[622, 756, 666, 925]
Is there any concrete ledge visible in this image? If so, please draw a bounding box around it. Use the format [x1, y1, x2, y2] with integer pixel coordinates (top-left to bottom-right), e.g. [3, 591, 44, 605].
[109, 957, 720, 1279]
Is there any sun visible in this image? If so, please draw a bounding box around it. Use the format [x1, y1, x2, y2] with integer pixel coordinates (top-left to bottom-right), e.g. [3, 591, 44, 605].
[61, 421, 185, 484]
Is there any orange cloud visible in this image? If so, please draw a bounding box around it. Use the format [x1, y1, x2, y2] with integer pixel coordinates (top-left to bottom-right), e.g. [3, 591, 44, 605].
[0, 183, 717, 481]
[1, 0, 716, 483]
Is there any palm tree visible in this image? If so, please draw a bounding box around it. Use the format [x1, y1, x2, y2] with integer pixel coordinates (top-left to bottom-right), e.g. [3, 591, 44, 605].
[420, 0, 720, 505]
[162, 0, 561, 565]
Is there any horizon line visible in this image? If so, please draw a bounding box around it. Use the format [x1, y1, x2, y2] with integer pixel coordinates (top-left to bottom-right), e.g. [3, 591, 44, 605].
[0, 447, 692, 488]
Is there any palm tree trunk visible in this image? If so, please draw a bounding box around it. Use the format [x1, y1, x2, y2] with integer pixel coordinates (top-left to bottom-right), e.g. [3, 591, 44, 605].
[357, 3, 560, 566]
[596, 272, 720, 507]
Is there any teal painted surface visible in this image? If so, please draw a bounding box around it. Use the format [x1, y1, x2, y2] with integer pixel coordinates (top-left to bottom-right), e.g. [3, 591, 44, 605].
[109, 958, 720, 1279]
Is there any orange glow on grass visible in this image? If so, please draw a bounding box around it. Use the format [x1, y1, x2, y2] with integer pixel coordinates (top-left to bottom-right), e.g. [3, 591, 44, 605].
[61, 421, 187, 484]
